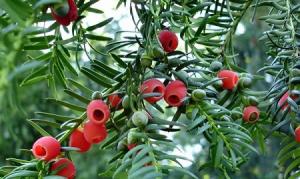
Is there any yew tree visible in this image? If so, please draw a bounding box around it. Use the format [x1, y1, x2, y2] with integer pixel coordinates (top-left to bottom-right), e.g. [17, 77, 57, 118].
[0, 0, 300, 178]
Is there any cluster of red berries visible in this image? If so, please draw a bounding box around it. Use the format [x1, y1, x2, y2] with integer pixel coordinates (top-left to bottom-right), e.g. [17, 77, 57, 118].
[216, 70, 260, 123]
[32, 136, 75, 179]
[69, 99, 110, 153]
[51, 0, 78, 26]
[31, 99, 110, 178]
[141, 79, 187, 107]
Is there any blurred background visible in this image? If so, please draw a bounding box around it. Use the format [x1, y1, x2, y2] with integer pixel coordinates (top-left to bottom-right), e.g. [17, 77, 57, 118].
[0, 1, 279, 178]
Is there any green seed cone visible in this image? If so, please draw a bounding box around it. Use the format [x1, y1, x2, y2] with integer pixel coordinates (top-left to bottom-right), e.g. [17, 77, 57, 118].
[209, 61, 222, 72]
[238, 77, 252, 89]
[91, 91, 102, 100]
[151, 45, 165, 58]
[122, 95, 130, 109]
[127, 128, 140, 144]
[141, 54, 152, 67]
[132, 110, 149, 128]
[191, 89, 206, 101]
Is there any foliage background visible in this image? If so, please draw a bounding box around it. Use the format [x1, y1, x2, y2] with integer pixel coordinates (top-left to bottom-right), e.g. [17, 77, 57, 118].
[0, 0, 292, 178]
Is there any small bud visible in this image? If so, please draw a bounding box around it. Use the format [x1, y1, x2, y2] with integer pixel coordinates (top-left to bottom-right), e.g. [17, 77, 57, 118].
[132, 110, 149, 128]
[127, 128, 140, 144]
[209, 61, 222, 72]
[117, 138, 128, 151]
[151, 45, 165, 58]
[238, 77, 252, 89]
[191, 89, 206, 101]
[91, 91, 102, 100]
[141, 53, 152, 67]
[122, 95, 130, 109]
[185, 105, 197, 120]
[213, 80, 223, 90]
[248, 96, 259, 106]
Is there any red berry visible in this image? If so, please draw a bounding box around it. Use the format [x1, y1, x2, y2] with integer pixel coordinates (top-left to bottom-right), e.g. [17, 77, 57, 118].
[127, 143, 137, 150]
[83, 121, 107, 144]
[278, 92, 298, 110]
[32, 136, 61, 161]
[108, 94, 122, 108]
[51, 158, 76, 179]
[140, 79, 165, 103]
[51, 0, 78, 26]
[164, 80, 187, 107]
[86, 100, 110, 125]
[243, 106, 260, 123]
[69, 129, 91, 153]
[158, 30, 178, 53]
[295, 127, 300, 143]
[217, 70, 239, 90]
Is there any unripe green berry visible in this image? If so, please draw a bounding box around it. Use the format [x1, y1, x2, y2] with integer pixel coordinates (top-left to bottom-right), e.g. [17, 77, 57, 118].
[122, 95, 130, 109]
[248, 96, 259, 106]
[191, 89, 206, 101]
[209, 61, 222, 72]
[241, 96, 248, 105]
[117, 138, 127, 151]
[132, 110, 149, 128]
[127, 128, 139, 144]
[151, 45, 165, 58]
[127, 119, 135, 128]
[141, 53, 152, 67]
[91, 91, 102, 100]
[213, 80, 223, 90]
[185, 106, 193, 120]
[185, 105, 197, 120]
[238, 77, 252, 89]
